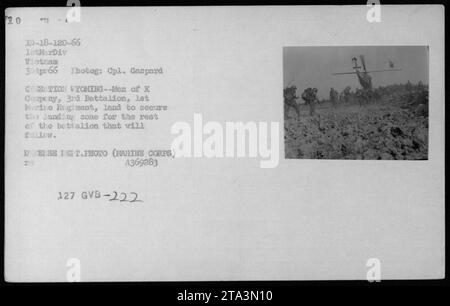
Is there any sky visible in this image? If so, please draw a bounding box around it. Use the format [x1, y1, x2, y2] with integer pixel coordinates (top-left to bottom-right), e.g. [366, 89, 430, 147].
[283, 46, 429, 100]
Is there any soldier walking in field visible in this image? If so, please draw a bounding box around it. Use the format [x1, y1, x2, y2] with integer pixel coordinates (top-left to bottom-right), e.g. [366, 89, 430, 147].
[302, 87, 318, 116]
[339, 86, 351, 103]
[330, 87, 338, 108]
[284, 85, 300, 119]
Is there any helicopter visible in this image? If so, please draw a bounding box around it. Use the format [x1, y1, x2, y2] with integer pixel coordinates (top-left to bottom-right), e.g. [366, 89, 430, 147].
[332, 55, 401, 90]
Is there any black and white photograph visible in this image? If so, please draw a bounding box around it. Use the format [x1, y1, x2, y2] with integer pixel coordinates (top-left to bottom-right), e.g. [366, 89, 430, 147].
[284, 46, 429, 160]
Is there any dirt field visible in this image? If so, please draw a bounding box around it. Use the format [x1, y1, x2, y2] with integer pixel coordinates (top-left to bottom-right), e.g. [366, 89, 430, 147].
[284, 99, 428, 160]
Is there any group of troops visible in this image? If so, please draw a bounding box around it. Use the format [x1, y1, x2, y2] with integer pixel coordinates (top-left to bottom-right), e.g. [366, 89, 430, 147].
[284, 81, 428, 119]
[284, 85, 379, 118]
[283, 86, 319, 118]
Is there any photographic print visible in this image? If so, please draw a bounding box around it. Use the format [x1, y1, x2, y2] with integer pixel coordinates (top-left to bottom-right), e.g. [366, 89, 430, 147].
[284, 46, 429, 160]
[5, 5, 444, 284]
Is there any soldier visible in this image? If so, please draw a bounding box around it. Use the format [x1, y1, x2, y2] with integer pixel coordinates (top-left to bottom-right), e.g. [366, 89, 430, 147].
[284, 85, 300, 118]
[311, 88, 318, 115]
[339, 86, 351, 103]
[302, 87, 318, 116]
[330, 87, 338, 108]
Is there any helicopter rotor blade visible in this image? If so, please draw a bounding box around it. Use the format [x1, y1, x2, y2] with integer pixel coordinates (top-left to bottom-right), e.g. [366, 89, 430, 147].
[364, 69, 402, 73]
[332, 72, 358, 75]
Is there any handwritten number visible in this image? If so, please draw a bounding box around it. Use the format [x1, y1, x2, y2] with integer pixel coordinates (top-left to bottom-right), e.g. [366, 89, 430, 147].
[110, 191, 118, 201]
[119, 193, 127, 202]
[129, 192, 143, 203]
